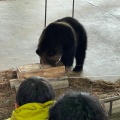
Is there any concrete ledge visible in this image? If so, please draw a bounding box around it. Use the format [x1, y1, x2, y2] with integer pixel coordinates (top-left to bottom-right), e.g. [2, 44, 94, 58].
[83, 75, 120, 83]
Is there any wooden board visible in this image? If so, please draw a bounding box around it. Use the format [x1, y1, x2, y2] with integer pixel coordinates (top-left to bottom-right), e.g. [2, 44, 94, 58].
[17, 63, 65, 79]
[9, 78, 69, 91]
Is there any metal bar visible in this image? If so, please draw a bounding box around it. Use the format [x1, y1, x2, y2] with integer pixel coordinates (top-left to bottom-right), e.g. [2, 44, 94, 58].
[101, 96, 120, 103]
[72, 0, 75, 17]
[44, 0, 47, 28]
[100, 96, 120, 117]
[109, 101, 113, 116]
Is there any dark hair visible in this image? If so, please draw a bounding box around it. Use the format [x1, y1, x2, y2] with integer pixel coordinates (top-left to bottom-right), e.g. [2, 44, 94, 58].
[16, 76, 55, 106]
[49, 92, 108, 120]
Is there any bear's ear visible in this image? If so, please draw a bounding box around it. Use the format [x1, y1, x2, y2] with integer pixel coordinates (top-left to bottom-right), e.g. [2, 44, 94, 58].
[36, 49, 40, 55]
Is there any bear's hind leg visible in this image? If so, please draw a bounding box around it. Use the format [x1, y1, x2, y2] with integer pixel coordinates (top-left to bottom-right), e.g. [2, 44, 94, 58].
[73, 47, 86, 72]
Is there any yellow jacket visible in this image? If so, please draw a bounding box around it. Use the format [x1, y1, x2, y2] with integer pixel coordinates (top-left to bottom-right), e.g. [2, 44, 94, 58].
[6, 100, 55, 120]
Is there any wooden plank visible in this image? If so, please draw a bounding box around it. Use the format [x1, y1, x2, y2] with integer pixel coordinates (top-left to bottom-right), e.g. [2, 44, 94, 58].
[13, 78, 69, 92]
[15, 82, 21, 91]
[9, 79, 22, 89]
[17, 63, 65, 79]
[51, 79, 69, 89]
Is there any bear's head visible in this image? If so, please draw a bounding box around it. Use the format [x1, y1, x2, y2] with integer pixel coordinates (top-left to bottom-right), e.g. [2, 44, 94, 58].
[36, 47, 62, 66]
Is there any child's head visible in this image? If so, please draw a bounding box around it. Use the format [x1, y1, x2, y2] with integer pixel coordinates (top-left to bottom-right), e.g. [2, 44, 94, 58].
[49, 92, 108, 120]
[16, 76, 55, 106]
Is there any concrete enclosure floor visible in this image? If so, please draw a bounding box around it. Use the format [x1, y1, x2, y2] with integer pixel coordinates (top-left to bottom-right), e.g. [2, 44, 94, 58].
[0, 0, 120, 82]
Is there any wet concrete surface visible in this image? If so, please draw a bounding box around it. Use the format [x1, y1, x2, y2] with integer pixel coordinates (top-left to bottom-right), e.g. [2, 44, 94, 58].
[0, 0, 120, 82]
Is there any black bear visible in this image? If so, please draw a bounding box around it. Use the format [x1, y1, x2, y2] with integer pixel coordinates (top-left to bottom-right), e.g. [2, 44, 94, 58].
[36, 17, 87, 72]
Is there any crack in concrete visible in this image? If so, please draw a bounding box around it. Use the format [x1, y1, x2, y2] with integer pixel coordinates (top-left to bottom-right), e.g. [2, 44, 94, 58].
[85, 1, 99, 8]
[85, 0, 120, 21]
[109, 13, 120, 21]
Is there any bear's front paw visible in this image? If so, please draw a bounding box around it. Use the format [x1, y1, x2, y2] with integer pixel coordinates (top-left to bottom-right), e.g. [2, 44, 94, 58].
[73, 65, 83, 72]
[65, 66, 72, 72]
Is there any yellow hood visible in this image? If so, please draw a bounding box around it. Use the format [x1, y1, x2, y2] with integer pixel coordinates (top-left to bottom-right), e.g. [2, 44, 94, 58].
[7, 100, 55, 120]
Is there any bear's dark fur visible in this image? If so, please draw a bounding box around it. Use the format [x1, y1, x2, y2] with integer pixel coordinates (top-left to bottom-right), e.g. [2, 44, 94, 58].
[36, 17, 87, 72]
